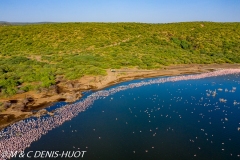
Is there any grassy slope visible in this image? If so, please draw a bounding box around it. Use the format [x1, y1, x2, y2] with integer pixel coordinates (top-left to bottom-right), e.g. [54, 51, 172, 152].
[0, 22, 240, 96]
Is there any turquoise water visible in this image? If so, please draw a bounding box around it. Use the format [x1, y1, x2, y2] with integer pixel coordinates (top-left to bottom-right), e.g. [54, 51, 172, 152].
[14, 74, 240, 160]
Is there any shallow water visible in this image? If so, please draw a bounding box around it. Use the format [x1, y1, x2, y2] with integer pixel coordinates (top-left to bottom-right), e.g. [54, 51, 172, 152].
[10, 74, 240, 160]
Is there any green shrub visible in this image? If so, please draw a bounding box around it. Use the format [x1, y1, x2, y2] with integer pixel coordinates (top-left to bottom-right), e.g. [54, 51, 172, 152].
[0, 22, 239, 96]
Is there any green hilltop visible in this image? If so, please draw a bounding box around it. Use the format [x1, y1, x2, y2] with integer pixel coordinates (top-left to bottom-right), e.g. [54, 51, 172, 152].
[0, 22, 240, 96]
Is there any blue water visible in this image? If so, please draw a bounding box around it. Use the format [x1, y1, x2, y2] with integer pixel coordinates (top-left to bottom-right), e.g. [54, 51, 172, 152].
[14, 74, 240, 160]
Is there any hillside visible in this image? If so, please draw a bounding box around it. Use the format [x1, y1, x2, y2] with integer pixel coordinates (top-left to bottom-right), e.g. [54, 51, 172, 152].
[0, 22, 240, 97]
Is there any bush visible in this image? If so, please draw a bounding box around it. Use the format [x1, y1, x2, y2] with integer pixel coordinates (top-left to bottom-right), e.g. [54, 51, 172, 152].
[0, 22, 239, 96]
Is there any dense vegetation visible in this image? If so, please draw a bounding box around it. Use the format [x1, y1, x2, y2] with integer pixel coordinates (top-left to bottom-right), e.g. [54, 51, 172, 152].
[0, 22, 240, 96]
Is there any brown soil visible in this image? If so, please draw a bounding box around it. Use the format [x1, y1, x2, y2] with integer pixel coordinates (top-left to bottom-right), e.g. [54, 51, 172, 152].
[0, 63, 240, 130]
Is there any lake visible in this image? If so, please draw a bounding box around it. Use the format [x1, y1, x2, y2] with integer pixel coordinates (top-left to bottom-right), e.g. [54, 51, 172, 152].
[1, 69, 240, 160]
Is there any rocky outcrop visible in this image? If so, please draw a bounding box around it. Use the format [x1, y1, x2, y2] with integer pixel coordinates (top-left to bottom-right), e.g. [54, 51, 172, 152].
[0, 80, 84, 111]
[62, 91, 82, 102]
[0, 114, 15, 124]
[33, 109, 48, 118]
[3, 101, 12, 109]
[32, 109, 55, 118]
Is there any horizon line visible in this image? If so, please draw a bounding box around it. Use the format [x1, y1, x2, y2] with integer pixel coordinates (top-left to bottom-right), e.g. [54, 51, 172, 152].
[1, 21, 240, 24]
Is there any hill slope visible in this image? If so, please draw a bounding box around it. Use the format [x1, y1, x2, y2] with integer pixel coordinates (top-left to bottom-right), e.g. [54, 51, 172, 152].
[0, 22, 240, 96]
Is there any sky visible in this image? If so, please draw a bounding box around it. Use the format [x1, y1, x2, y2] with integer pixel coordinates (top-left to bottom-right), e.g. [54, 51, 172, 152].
[0, 0, 240, 23]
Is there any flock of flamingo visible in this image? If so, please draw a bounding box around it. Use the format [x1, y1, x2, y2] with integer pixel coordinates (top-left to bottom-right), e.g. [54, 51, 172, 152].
[1, 69, 240, 159]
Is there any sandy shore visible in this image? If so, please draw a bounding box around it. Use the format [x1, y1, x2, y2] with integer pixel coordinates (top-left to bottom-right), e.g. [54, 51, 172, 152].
[1, 63, 240, 129]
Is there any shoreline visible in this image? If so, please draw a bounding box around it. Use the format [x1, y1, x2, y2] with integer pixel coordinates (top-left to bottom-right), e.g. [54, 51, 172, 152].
[1, 63, 240, 130]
